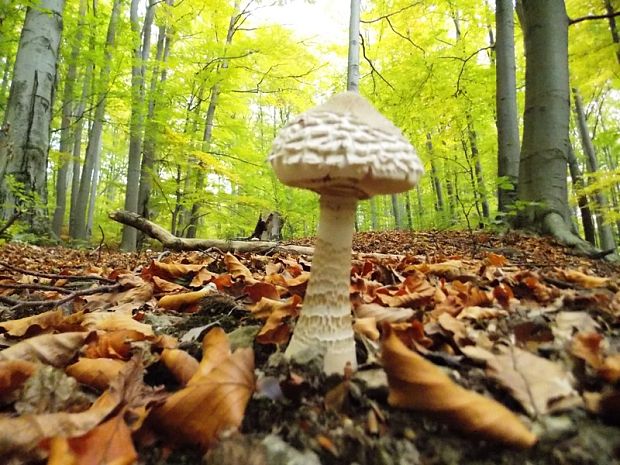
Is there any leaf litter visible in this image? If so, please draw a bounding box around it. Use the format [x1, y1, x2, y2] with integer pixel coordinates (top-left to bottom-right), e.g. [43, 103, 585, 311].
[0, 230, 618, 464]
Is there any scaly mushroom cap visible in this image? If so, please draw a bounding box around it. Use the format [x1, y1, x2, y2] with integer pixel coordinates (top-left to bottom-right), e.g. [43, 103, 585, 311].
[268, 92, 424, 199]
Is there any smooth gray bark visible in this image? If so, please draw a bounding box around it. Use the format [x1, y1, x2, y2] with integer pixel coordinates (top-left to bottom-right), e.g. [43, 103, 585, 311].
[573, 87, 615, 250]
[467, 114, 490, 221]
[515, 0, 596, 256]
[426, 133, 445, 214]
[347, 0, 360, 92]
[566, 143, 596, 244]
[369, 197, 378, 230]
[71, 0, 120, 241]
[121, 0, 155, 251]
[0, 0, 64, 232]
[138, 9, 171, 226]
[0, 56, 11, 109]
[52, 0, 86, 237]
[495, 0, 520, 214]
[603, 0, 620, 64]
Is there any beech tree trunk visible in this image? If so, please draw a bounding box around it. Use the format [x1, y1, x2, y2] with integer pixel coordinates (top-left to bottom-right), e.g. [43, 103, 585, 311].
[495, 0, 520, 214]
[138, 8, 172, 228]
[566, 143, 596, 245]
[121, 0, 155, 251]
[52, 0, 86, 237]
[514, 0, 597, 256]
[572, 87, 616, 251]
[0, 0, 64, 232]
[347, 0, 361, 92]
[71, 0, 121, 241]
[603, 0, 620, 64]
[426, 134, 445, 214]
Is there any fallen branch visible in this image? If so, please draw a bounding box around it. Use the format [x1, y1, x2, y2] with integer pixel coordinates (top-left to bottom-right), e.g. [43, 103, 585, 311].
[109, 210, 405, 261]
[0, 282, 122, 312]
[0, 261, 116, 284]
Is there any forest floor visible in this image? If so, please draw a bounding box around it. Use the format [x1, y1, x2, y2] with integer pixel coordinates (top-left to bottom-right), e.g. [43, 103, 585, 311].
[0, 229, 619, 465]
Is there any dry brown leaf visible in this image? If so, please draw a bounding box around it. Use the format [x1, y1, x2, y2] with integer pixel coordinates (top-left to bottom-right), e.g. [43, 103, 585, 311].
[149, 329, 255, 449]
[0, 309, 64, 337]
[381, 325, 537, 448]
[354, 303, 414, 323]
[250, 295, 301, 320]
[0, 332, 92, 367]
[148, 260, 206, 279]
[0, 360, 37, 397]
[376, 276, 435, 308]
[486, 253, 508, 267]
[83, 330, 147, 360]
[158, 287, 215, 311]
[570, 332, 605, 368]
[66, 358, 127, 391]
[223, 253, 254, 281]
[245, 281, 280, 302]
[0, 381, 121, 458]
[152, 276, 187, 293]
[457, 306, 508, 320]
[82, 312, 154, 337]
[600, 355, 620, 383]
[189, 328, 234, 383]
[46, 413, 137, 465]
[484, 346, 581, 415]
[161, 349, 199, 386]
[190, 268, 214, 287]
[353, 317, 380, 341]
[556, 269, 610, 288]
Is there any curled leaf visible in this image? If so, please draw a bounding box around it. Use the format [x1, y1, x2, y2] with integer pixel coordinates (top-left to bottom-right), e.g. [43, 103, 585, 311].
[381, 325, 537, 448]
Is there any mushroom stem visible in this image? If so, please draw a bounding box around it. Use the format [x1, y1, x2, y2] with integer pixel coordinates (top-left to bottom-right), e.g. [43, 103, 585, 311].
[285, 194, 358, 374]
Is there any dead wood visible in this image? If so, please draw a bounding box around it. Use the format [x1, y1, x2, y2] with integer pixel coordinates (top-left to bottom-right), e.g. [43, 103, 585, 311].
[109, 210, 404, 261]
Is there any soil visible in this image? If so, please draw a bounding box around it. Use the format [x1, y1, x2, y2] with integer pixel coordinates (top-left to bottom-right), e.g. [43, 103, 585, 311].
[0, 230, 619, 465]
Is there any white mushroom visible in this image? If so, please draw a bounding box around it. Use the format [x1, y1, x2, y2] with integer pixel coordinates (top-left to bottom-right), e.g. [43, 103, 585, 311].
[268, 92, 424, 374]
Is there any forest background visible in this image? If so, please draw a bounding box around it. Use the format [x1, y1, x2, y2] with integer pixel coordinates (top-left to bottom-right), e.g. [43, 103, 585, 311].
[0, 0, 618, 253]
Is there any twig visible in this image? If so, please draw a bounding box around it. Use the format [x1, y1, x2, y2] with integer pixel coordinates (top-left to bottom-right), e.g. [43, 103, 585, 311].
[0, 261, 116, 284]
[0, 210, 22, 236]
[359, 34, 395, 90]
[0, 283, 121, 312]
[0, 282, 76, 294]
[569, 11, 620, 25]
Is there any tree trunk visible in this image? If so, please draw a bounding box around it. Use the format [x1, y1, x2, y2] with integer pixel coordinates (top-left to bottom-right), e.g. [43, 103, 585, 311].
[426, 134, 445, 214]
[603, 0, 620, 64]
[71, 0, 121, 241]
[121, 0, 155, 251]
[52, 0, 86, 237]
[566, 143, 596, 245]
[514, 0, 597, 256]
[369, 197, 378, 230]
[495, 0, 520, 214]
[0, 0, 64, 232]
[138, 8, 171, 228]
[0, 55, 11, 108]
[572, 87, 616, 251]
[467, 114, 490, 222]
[347, 0, 360, 92]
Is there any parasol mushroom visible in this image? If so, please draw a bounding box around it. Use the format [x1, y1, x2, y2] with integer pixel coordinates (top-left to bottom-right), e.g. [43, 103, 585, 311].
[268, 92, 424, 374]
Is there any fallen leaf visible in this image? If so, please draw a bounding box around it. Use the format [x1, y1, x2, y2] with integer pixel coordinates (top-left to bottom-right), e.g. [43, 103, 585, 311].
[158, 287, 215, 311]
[484, 346, 581, 415]
[354, 303, 414, 323]
[224, 253, 255, 281]
[0, 332, 92, 367]
[353, 317, 380, 341]
[160, 348, 199, 386]
[556, 269, 610, 288]
[0, 309, 64, 337]
[82, 312, 154, 337]
[147, 261, 206, 280]
[152, 276, 187, 293]
[245, 281, 280, 302]
[457, 306, 508, 320]
[0, 360, 37, 398]
[66, 358, 127, 391]
[82, 330, 147, 360]
[46, 413, 137, 465]
[381, 325, 537, 448]
[149, 329, 255, 449]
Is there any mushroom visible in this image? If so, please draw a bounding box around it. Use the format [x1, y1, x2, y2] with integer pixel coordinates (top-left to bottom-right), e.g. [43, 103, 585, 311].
[268, 92, 424, 374]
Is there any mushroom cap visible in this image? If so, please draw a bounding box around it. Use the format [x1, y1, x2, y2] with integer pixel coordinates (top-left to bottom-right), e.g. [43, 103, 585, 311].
[268, 92, 424, 199]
